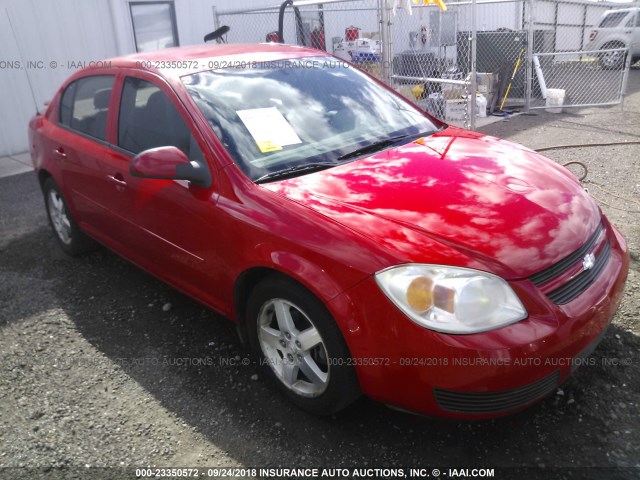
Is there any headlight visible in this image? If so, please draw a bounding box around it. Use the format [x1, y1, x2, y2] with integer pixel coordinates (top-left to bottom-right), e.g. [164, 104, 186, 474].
[375, 265, 527, 334]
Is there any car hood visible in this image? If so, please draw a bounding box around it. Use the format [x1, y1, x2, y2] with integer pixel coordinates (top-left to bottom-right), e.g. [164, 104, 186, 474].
[263, 127, 601, 279]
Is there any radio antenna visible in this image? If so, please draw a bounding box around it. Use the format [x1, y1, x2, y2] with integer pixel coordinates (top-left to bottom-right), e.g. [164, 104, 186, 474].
[6, 8, 40, 114]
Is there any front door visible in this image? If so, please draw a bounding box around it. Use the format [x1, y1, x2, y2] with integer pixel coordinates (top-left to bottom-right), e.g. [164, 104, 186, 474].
[100, 74, 224, 309]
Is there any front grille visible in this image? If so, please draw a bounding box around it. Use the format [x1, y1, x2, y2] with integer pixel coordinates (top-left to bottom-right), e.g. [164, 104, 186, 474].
[528, 222, 610, 305]
[529, 223, 604, 286]
[434, 371, 560, 414]
[547, 240, 611, 304]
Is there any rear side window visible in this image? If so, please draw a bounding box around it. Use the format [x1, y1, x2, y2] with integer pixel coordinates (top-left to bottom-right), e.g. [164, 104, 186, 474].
[118, 77, 200, 160]
[59, 82, 76, 127]
[598, 11, 628, 28]
[59, 75, 115, 141]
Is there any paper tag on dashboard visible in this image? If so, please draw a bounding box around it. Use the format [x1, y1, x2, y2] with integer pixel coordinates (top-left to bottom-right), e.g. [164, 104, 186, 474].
[237, 107, 302, 153]
[256, 141, 283, 153]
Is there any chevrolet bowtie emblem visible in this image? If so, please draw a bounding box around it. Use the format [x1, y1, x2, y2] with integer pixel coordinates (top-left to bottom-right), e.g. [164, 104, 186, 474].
[583, 252, 596, 271]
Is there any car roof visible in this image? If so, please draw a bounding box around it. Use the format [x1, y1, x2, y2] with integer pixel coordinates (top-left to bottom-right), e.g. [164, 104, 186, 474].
[603, 7, 638, 14]
[105, 43, 327, 79]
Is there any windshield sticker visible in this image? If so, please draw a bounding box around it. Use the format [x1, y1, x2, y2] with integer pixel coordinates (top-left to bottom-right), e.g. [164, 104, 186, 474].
[256, 140, 283, 153]
[237, 107, 302, 153]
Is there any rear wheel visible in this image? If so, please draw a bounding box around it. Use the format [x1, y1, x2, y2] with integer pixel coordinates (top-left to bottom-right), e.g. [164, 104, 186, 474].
[43, 177, 95, 256]
[246, 275, 360, 415]
[598, 42, 627, 70]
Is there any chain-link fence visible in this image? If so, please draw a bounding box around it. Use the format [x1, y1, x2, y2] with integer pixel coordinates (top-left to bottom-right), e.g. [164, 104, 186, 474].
[529, 0, 639, 111]
[214, 1, 384, 78]
[390, 0, 531, 127]
[390, 0, 638, 125]
[213, 0, 638, 129]
[391, 3, 469, 127]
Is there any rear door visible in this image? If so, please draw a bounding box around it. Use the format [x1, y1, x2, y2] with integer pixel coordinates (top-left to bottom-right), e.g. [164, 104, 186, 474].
[52, 74, 116, 230]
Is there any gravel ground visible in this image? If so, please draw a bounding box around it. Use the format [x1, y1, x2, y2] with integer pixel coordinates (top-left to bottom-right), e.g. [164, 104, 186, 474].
[1, 71, 639, 480]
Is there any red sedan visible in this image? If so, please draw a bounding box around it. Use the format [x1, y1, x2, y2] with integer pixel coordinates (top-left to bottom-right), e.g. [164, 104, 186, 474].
[29, 44, 629, 418]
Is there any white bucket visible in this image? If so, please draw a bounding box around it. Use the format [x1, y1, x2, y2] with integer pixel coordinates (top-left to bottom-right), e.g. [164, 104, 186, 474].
[546, 88, 565, 113]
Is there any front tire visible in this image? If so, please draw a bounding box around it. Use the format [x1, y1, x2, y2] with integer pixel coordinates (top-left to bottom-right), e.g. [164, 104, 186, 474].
[246, 275, 360, 415]
[43, 177, 95, 256]
[598, 42, 627, 70]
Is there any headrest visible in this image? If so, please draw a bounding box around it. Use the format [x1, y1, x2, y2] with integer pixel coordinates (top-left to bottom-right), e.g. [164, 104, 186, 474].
[93, 88, 112, 110]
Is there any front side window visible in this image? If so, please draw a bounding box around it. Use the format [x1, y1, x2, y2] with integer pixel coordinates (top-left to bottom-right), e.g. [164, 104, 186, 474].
[598, 11, 628, 28]
[130, 1, 179, 52]
[59, 75, 115, 141]
[118, 77, 202, 163]
[182, 57, 438, 181]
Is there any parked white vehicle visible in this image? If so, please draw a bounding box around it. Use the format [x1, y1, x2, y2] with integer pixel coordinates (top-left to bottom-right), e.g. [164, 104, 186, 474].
[585, 8, 640, 69]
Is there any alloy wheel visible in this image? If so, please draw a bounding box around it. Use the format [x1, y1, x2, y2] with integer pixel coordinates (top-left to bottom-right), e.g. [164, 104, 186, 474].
[47, 189, 72, 245]
[257, 298, 330, 397]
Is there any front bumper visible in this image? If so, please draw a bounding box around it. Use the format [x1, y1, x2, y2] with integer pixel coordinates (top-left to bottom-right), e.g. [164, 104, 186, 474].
[328, 224, 629, 419]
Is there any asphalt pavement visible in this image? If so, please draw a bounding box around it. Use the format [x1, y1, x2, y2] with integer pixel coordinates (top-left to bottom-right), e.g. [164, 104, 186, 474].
[1, 70, 639, 480]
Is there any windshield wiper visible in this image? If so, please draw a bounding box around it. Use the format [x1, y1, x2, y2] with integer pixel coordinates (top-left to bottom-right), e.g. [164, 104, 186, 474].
[254, 131, 437, 183]
[255, 162, 337, 184]
[336, 134, 421, 161]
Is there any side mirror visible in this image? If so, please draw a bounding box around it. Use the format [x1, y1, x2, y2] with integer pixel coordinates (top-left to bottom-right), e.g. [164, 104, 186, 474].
[130, 146, 212, 188]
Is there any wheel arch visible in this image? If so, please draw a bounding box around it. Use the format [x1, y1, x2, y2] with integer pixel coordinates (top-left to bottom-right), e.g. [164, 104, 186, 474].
[232, 255, 364, 348]
[37, 168, 53, 190]
[233, 266, 279, 334]
[38, 169, 82, 219]
[240, 266, 362, 413]
[602, 39, 627, 47]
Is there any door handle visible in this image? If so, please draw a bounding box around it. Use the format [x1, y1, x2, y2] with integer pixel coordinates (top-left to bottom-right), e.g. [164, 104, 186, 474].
[53, 147, 67, 159]
[107, 174, 128, 188]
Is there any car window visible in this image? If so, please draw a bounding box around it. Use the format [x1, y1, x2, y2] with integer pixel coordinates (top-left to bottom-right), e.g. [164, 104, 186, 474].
[182, 56, 438, 181]
[118, 77, 201, 161]
[59, 82, 76, 127]
[59, 75, 115, 141]
[599, 11, 628, 28]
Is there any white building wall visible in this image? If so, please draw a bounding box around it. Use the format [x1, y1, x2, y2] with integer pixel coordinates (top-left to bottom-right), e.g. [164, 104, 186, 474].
[0, 0, 118, 155]
[0, 0, 218, 156]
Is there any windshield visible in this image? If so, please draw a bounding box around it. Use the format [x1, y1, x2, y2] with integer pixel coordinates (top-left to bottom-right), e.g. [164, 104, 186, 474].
[181, 56, 439, 182]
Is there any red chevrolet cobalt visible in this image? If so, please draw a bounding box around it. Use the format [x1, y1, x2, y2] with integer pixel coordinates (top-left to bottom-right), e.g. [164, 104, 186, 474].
[29, 44, 629, 418]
